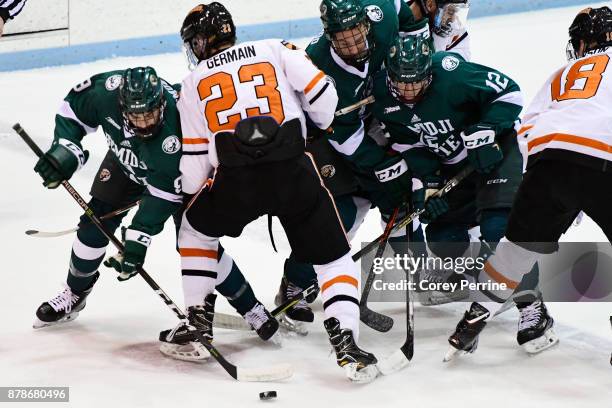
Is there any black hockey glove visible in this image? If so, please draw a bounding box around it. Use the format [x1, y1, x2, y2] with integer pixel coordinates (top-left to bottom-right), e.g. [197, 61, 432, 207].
[461, 125, 503, 174]
[373, 155, 412, 208]
[34, 142, 88, 188]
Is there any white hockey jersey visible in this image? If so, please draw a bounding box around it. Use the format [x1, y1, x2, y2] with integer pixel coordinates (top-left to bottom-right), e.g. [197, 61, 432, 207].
[178, 39, 338, 195]
[518, 47, 612, 171]
[433, 29, 471, 61]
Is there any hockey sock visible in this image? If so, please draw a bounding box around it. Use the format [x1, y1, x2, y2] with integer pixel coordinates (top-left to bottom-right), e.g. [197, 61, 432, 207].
[215, 250, 257, 315]
[314, 252, 360, 338]
[67, 199, 124, 293]
[179, 216, 219, 309]
[479, 208, 510, 246]
[283, 254, 318, 290]
[479, 237, 541, 301]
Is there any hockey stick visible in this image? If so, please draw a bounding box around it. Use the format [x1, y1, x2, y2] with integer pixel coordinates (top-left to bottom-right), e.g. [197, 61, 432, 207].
[25, 201, 139, 238]
[352, 165, 475, 262]
[376, 267, 414, 375]
[213, 284, 319, 331]
[358, 207, 400, 333]
[14, 123, 292, 382]
[334, 96, 375, 117]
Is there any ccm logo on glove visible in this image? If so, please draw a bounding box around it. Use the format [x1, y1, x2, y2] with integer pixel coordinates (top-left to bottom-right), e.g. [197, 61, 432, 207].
[375, 159, 408, 182]
[461, 129, 495, 148]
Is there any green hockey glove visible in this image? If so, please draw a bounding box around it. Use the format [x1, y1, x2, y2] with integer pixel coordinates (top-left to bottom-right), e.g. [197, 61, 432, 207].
[115, 228, 151, 281]
[34, 141, 88, 188]
[374, 156, 412, 208]
[461, 126, 503, 174]
[411, 177, 450, 225]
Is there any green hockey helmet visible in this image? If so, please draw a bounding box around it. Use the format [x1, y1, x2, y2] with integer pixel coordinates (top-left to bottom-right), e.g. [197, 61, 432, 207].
[320, 0, 371, 64]
[386, 30, 434, 104]
[119, 66, 166, 139]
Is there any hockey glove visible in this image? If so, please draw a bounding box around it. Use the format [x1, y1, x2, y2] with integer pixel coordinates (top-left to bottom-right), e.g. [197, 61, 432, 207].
[34, 142, 88, 188]
[113, 228, 151, 281]
[411, 177, 450, 225]
[461, 126, 503, 174]
[374, 156, 412, 208]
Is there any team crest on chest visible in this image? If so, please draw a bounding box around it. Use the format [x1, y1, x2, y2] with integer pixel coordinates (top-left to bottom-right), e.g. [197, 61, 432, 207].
[105, 75, 123, 91]
[365, 5, 384, 22]
[162, 135, 181, 154]
[99, 168, 111, 182]
[441, 56, 460, 71]
[320, 164, 336, 179]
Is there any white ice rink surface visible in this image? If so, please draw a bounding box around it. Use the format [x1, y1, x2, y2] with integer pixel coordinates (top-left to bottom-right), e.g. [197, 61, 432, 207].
[1, 4, 611, 408]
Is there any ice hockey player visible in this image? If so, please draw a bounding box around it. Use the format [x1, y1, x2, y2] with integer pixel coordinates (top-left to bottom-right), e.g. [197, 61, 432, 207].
[163, 2, 379, 382]
[32, 67, 185, 328]
[275, 0, 421, 332]
[370, 29, 556, 355]
[407, 0, 471, 60]
[32, 67, 273, 351]
[446, 6, 612, 360]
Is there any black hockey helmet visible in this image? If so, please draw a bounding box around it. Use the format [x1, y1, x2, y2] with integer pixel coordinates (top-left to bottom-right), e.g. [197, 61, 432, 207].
[119, 67, 166, 139]
[567, 6, 612, 60]
[180, 2, 236, 69]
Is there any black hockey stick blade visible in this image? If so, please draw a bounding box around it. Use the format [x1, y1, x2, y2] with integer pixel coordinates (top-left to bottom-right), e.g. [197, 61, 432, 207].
[360, 307, 394, 332]
[358, 207, 400, 332]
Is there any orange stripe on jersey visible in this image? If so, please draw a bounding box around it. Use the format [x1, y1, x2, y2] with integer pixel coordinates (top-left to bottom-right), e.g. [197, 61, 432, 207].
[304, 71, 325, 94]
[321, 275, 359, 292]
[179, 248, 217, 259]
[517, 125, 533, 136]
[484, 262, 518, 290]
[527, 133, 612, 153]
[183, 137, 210, 145]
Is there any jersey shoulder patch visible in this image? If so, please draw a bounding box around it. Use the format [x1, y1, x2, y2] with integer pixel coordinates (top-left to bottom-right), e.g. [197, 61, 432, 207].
[281, 40, 299, 50]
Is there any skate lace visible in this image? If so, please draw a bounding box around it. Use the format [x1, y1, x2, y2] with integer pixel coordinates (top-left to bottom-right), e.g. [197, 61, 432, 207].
[48, 286, 79, 313]
[518, 301, 542, 331]
[287, 282, 308, 310]
[244, 303, 269, 331]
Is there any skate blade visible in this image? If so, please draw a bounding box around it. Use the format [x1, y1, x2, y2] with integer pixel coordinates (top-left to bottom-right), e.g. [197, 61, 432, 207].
[278, 314, 309, 336]
[32, 312, 80, 329]
[344, 363, 379, 383]
[159, 341, 211, 362]
[522, 328, 559, 355]
[443, 346, 468, 362]
[376, 350, 410, 375]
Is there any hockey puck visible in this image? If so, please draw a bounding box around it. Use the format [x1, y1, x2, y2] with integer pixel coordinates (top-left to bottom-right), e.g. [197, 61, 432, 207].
[259, 391, 277, 401]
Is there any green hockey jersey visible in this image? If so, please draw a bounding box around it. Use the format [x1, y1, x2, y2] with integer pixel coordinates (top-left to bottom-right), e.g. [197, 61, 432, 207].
[306, 0, 416, 170]
[52, 70, 183, 236]
[371, 52, 523, 176]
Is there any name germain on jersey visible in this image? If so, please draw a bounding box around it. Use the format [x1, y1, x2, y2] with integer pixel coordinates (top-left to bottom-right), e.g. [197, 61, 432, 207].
[205, 45, 257, 69]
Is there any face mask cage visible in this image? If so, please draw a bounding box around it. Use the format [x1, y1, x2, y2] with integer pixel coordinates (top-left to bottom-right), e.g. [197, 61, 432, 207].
[330, 20, 371, 64]
[432, 3, 469, 37]
[387, 74, 432, 105]
[566, 38, 580, 61]
[122, 100, 166, 139]
[183, 33, 209, 71]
